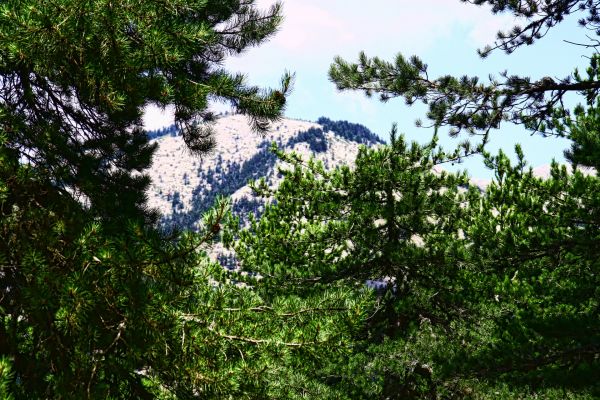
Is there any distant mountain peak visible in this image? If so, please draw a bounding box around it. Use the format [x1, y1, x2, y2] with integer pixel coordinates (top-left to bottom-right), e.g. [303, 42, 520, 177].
[145, 114, 384, 230]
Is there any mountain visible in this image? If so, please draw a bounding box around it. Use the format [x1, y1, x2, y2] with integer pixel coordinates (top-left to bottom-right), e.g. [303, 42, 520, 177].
[145, 114, 385, 231]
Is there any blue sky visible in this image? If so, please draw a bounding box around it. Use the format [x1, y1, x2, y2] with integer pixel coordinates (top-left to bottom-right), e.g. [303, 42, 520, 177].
[144, 0, 594, 178]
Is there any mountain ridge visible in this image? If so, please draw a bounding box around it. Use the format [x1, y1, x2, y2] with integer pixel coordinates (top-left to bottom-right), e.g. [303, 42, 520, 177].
[145, 114, 385, 230]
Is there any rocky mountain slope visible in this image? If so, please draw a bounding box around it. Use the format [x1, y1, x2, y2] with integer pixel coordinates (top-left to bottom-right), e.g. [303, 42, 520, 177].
[146, 114, 385, 231]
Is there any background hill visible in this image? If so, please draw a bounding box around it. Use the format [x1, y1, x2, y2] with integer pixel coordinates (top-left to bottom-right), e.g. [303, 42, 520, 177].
[146, 114, 385, 231]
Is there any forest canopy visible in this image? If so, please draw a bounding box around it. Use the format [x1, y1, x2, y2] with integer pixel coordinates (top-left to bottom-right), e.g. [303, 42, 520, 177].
[1, 0, 599, 399]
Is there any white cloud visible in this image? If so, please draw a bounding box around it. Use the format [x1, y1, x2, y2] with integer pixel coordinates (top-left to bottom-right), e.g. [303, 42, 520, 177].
[270, 2, 355, 52]
[230, 1, 519, 72]
[461, 5, 520, 48]
[334, 90, 377, 117]
[143, 104, 174, 131]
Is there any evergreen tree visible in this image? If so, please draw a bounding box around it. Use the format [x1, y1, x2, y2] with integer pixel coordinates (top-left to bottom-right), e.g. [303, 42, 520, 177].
[230, 124, 600, 398]
[256, 2, 600, 396]
[0, 157, 367, 398]
[329, 1, 600, 143]
[451, 144, 600, 398]
[228, 136, 481, 398]
[0, 1, 314, 398]
[0, 0, 291, 222]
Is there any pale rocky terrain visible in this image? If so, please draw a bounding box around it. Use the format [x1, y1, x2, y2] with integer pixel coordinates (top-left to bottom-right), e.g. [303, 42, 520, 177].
[147, 114, 579, 231]
[146, 114, 383, 230]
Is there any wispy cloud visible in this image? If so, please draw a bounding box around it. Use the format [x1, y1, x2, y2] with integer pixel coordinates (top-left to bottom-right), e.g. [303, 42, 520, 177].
[269, 2, 355, 52]
[254, 0, 517, 55]
[334, 90, 378, 117]
[146, 1, 522, 130]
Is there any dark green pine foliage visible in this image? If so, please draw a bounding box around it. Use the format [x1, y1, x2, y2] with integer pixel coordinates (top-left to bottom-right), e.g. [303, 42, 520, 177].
[228, 132, 480, 398]
[317, 117, 385, 145]
[555, 60, 600, 171]
[329, 1, 600, 141]
[446, 145, 600, 397]
[0, 356, 13, 400]
[0, 141, 367, 398]
[0, 0, 338, 398]
[229, 126, 600, 398]
[0, 0, 291, 222]
[218, 1, 600, 397]
[326, 5, 600, 394]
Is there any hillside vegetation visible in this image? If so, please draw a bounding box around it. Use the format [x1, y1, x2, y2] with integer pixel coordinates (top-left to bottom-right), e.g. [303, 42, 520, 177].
[1, 0, 599, 399]
[145, 115, 384, 230]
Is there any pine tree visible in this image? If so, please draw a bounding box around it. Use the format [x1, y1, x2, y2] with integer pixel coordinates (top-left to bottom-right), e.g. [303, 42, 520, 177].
[329, 1, 600, 143]
[226, 3, 600, 388]
[229, 125, 600, 398]
[228, 136, 482, 398]
[428, 136, 600, 397]
[0, 1, 306, 398]
[0, 0, 291, 222]
[319, 2, 600, 396]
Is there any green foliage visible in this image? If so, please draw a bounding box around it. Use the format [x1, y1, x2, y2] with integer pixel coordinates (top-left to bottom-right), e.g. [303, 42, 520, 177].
[0, 0, 290, 221]
[233, 131, 469, 287]
[3, 0, 600, 398]
[329, 1, 600, 140]
[0, 357, 14, 400]
[557, 96, 600, 170]
[0, 165, 366, 398]
[448, 146, 600, 398]
[219, 1, 600, 398]
[0, 1, 324, 398]
[324, 8, 600, 394]
[228, 134, 477, 397]
[229, 121, 600, 397]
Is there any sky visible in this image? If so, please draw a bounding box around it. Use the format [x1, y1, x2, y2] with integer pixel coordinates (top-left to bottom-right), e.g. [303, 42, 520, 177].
[143, 0, 594, 179]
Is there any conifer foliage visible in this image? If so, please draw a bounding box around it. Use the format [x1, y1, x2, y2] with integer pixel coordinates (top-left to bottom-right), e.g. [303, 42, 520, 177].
[229, 135, 474, 397]
[2, 0, 600, 398]
[0, 1, 314, 398]
[229, 123, 600, 399]
[0, 0, 291, 221]
[227, 1, 600, 397]
[330, 1, 600, 140]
